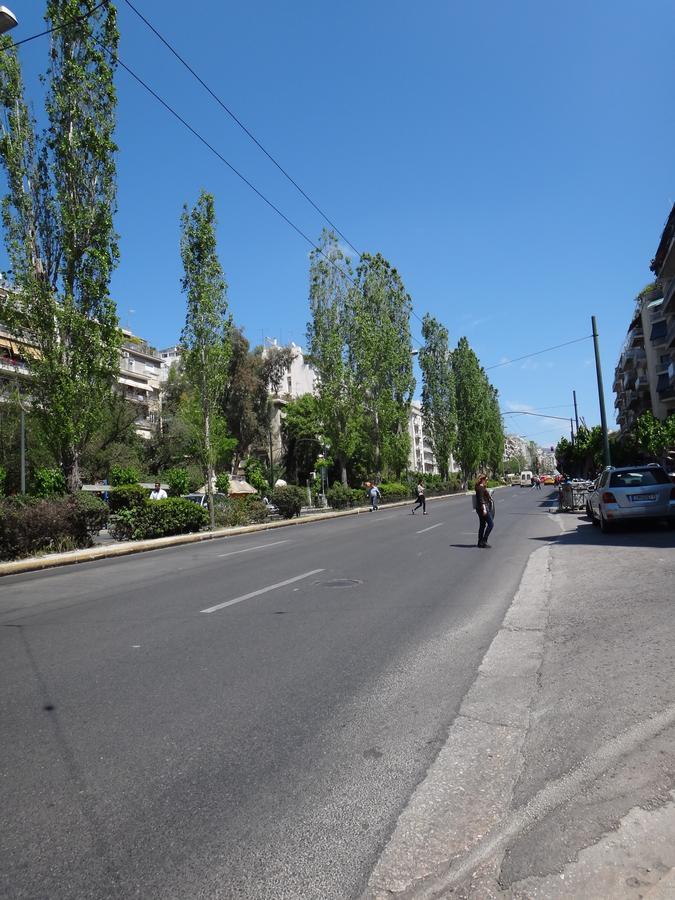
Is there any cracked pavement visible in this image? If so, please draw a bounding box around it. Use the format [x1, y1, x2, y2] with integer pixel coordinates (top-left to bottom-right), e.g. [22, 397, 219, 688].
[365, 513, 675, 899]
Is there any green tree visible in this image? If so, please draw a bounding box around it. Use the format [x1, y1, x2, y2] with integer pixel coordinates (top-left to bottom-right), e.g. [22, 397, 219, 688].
[453, 337, 485, 479]
[306, 229, 362, 485]
[419, 314, 456, 479]
[282, 393, 322, 484]
[348, 253, 414, 477]
[0, 2, 121, 491]
[180, 190, 232, 529]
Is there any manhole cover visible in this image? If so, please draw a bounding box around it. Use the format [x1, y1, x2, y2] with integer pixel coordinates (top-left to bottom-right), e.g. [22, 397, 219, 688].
[315, 579, 362, 588]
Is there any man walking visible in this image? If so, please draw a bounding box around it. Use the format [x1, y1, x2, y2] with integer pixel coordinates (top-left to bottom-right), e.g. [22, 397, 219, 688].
[369, 483, 381, 511]
[411, 481, 427, 515]
[475, 474, 494, 548]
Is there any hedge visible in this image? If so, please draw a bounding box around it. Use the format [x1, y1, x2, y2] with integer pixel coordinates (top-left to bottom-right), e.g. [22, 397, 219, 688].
[378, 482, 409, 503]
[213, 496, 269, 528]
[0, 494, 109, 561]
[108, 483, 148, 513]
[270, 485, 305, 518]
[326, 483, 355, 509]
[109, 498, 208, 541]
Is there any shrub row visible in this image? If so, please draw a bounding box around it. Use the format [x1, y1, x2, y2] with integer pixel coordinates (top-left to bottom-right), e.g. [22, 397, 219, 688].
[213, 496, 268, 528]
[109, 498, 208, 541]
[0, 494, 109, 561]
[270, 485, 306, 518]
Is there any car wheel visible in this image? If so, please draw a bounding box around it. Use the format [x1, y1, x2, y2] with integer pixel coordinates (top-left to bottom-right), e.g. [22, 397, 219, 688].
[599, 511, 613, 534]
[585, 501, 593, 519]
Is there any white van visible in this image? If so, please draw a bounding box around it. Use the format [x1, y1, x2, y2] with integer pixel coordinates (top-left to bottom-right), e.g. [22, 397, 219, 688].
[520, 470, 533, 487]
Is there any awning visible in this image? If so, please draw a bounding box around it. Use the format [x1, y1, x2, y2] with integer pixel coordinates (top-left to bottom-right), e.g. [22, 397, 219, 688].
[118, 376, 151, 391]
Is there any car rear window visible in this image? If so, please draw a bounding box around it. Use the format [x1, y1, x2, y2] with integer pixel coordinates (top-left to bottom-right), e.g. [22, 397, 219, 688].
[609, 469, 669, 487]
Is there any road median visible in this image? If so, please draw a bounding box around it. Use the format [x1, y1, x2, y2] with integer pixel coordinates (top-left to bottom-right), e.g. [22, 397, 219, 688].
[0, 488, 489, 578]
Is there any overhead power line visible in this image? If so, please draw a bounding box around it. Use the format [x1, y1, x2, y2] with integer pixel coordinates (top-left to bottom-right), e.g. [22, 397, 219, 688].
[501, 410, 571, 422]
[485, 335, 592, 371]
[0, 0, 109, 51]
[121, 0, 362, 260]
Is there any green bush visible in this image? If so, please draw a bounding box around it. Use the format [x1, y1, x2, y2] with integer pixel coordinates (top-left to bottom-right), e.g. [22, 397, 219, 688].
[378, 482, 409, 503]
[70, 493, 109, 542]
[109, 464, 141, 487]
[165, 467, 190, 497]
[243, 457, 269, 494]
[213, 496, 269, 528]
[215, 472, 231, 494]
[32, 467, 67, 498]
[109, 497, 208, 541]
[108, 483, 148, 513]
[326, 483, 355, 509]
[0, 494, 108, 561]
[0, 465, 6, 497]
[270, 485, 305, 518]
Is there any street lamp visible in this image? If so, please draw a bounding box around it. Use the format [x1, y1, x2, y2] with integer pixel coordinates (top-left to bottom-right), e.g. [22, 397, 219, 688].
[0, 7, 18, 35]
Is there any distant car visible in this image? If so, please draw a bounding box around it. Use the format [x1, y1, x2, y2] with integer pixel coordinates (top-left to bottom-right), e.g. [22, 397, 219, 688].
[587, 464, 675, 532]
[520, 470, 533, 487]
[183, 492, 229, 507]
[540, 474, 555, 485]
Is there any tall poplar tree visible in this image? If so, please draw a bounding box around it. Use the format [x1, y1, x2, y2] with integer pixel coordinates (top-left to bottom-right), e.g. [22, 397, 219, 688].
[419, 314, 456, 479]
[306, 229, 360, 485]
[0, 2, 120, 491]
[180, 190, 232, 529]
[348, 253, 414, 478]
[453, 337, 486, 480]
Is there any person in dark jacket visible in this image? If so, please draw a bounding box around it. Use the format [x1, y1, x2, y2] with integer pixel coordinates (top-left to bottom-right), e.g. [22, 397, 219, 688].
[475, 474, 494, 548]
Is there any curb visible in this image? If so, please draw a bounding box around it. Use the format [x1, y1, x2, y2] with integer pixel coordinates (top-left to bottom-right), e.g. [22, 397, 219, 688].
[0, 487, 503, 578]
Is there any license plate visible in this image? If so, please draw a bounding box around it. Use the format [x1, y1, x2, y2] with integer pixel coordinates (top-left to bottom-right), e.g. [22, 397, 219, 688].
[629, 493, 656, 502]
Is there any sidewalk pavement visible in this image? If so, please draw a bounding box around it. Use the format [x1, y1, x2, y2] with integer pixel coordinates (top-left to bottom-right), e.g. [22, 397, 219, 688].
[0, 489, 483, 578]
[366, 511, 675, 899]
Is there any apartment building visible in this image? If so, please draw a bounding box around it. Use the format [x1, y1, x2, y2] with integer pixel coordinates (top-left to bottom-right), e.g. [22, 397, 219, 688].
[408, 401, 441, 474]
[614, 205, 675, 432]
[119, 330, 163, 439]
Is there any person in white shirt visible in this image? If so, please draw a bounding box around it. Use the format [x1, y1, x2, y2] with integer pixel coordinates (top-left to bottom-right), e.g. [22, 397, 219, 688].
[150, 482, 167, 501]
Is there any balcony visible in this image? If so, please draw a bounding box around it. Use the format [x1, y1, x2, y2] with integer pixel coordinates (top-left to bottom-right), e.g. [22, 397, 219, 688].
[0, 356, 30, 377]
[627, 326, 644, 349]
[636, 373, 650, 393]
[663, 277, 675, 316]
[666, 316, 675, 349]
[650, 319, 668, 346]
[657, 371, 675, 401]
[623, 369, 636, 390]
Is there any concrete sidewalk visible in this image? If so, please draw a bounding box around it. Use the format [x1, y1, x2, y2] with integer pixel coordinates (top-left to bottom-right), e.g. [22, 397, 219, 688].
[366, 512, 675, 899]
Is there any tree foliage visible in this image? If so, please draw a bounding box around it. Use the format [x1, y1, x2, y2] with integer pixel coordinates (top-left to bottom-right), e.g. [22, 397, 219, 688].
[419, 314, 456, 479]
[180, 190, 232, 528]
[453, 337, 504, 479]
[0, 2, 121, 491]
[348, 253, 414, 477]
[306, 229, 362, 484]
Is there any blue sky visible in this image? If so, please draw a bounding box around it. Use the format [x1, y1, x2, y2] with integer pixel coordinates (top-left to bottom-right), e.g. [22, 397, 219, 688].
[4, 0, 674, 447]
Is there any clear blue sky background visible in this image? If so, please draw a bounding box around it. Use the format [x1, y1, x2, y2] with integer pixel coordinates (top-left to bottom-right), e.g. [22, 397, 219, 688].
[5, 0, 675, 447]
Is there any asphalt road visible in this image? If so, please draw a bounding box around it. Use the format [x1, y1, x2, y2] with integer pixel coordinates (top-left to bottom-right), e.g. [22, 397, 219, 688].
[1, 486, 558, 900]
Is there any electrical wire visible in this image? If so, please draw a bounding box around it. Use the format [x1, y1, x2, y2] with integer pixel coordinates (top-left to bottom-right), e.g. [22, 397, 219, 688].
[121, 0, 362, 261]
[0, 0, 109, 51]
[485, 335, 592, 371]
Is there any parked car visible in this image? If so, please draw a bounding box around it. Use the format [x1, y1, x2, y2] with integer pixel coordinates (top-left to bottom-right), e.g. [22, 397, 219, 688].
[587, 464, 675, 532]
[183, 492, 229, 507]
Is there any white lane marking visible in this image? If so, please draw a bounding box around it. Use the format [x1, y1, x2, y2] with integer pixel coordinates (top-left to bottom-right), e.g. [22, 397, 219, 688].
[217, 539, 290, 559]
[201, 569, 324, 614]
[416, 522, 444, 534]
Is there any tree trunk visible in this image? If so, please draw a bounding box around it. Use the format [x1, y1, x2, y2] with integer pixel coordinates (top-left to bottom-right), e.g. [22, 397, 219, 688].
[204, 405, 215, 531]
[339, 457, 348, 486]
[64, 448, 82, 494]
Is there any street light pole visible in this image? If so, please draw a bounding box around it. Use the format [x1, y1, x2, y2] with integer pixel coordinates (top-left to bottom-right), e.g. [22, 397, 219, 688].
[0, 7, 17, 34]
[591, 315, 611, 468]
[20, 405, 25, 493]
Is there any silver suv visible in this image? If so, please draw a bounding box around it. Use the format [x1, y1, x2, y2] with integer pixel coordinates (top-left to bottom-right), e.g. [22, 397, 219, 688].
[587, 464, 675, 533]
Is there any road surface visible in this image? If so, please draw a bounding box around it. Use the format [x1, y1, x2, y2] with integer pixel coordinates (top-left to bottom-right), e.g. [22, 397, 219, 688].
[1, 486, 558, 899]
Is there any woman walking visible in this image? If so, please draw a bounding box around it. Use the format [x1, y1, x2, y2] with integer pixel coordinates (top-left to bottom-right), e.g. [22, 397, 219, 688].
[475, 474, 494, 548]
[411, 481, 427, 515]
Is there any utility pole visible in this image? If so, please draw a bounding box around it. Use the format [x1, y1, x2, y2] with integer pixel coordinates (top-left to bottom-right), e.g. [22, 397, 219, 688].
[570, 418, 574, 445]
[573, 390, 579, 432]
[20, 406, 26, 493]
[591, 315, 611, 467]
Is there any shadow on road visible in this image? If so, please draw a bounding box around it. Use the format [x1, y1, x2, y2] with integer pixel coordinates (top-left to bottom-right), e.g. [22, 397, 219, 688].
[531, 515, 675, 550]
